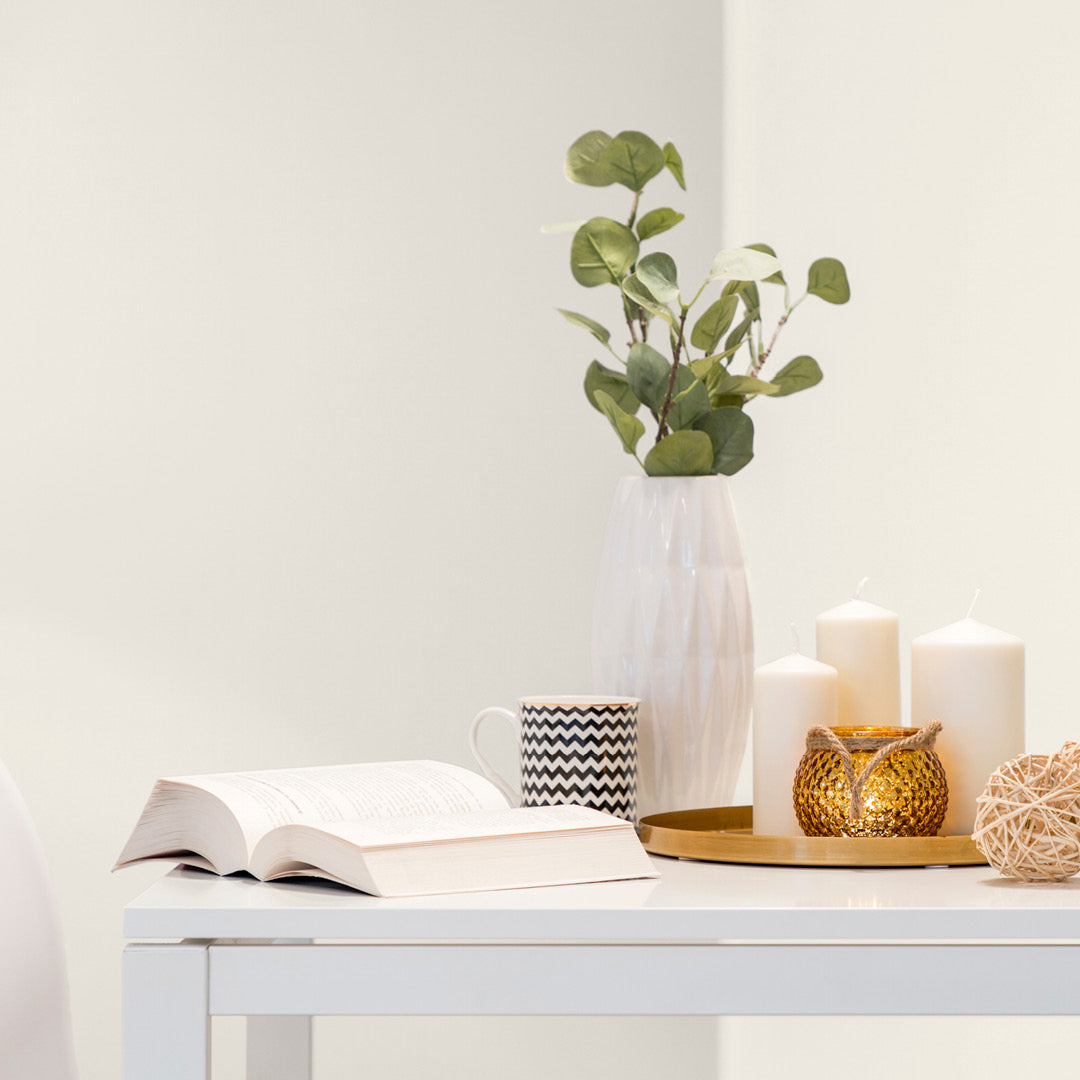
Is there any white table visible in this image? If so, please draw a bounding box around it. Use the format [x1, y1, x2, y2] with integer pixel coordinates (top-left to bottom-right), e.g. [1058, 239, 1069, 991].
[122, 857, 1080, 1079]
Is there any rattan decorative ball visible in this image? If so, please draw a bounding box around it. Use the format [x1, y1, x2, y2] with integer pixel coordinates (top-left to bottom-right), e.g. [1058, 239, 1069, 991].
[1060, 741, 1080, 769]
[972, 751, 1080, 882]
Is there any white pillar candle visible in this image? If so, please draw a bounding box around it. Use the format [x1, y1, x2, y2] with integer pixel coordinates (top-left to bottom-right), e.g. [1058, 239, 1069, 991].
[753, 651, 839, 835]
[816, 585, 901, 729]
[911, 610, 1024, 837]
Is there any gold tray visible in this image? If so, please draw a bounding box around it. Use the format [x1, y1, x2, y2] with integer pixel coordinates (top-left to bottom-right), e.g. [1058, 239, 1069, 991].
[638, 806, 986, 868]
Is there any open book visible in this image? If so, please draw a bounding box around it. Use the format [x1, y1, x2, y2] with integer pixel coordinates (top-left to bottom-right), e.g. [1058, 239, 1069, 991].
[115, 760, 656, 897]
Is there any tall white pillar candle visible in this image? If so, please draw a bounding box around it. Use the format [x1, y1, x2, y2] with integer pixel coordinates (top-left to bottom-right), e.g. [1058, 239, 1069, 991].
[816, 591, 901, 728]
[753, 652, 839, 835]
[911, 616, 1024, 836]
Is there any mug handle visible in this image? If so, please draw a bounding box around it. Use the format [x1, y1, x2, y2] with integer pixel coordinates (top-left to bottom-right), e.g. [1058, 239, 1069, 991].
[468, 706, 521, 807]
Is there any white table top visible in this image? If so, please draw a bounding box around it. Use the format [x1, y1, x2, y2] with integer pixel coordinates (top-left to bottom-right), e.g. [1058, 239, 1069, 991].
[124, 856, 1080, 943]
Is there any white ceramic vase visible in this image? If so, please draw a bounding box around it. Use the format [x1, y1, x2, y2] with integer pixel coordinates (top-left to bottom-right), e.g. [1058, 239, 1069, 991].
[591, 475, 753, 820]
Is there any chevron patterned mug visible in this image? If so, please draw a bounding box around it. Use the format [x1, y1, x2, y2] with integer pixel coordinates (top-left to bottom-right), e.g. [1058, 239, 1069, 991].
[468, 695, 640, 822]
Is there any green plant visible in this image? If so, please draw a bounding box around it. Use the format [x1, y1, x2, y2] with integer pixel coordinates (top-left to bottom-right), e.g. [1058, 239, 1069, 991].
[554, 129, 850, 476]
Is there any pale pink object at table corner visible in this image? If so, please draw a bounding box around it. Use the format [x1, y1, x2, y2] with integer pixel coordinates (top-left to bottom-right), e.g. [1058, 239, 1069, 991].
[0, 757, 78, 1078]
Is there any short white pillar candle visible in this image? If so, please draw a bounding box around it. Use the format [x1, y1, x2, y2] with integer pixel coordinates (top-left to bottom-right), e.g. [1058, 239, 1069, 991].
[911, 604, 1024, 837]
[816, 583, 901, 729]
[753, 649, 839, 835]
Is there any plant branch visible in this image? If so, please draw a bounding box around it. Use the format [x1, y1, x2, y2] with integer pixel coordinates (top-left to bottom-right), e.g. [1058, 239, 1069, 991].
[751, 313, 785, 375]
[686, 278, 710, 309]
[753, 293, 807, 375]
[627, 190, 641, 229]
[655, 309, 689, 442]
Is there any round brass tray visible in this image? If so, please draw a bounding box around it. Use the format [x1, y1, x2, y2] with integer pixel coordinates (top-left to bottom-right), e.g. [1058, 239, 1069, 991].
[638, 806, 986, 867]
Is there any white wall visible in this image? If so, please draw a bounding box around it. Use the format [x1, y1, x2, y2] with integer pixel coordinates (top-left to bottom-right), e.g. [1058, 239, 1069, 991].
[722, 2, 1080, 1076]
[3, 1, 1078, 1077]
[0, 1, 728, 1077]
[723, 0, 1080, 758]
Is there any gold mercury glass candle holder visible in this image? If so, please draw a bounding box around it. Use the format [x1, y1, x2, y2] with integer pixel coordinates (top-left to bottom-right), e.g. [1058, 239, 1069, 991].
[793, 722, 948, 838]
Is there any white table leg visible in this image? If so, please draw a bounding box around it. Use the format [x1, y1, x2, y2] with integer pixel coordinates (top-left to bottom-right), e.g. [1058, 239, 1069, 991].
[123, 943, 209, 1080]
[247, 1016, 312, 1080]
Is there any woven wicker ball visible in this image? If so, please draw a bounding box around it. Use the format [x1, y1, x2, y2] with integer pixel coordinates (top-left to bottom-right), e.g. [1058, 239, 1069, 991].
[973, 751, 1080, 882]
[1060, 741, 1080, 769]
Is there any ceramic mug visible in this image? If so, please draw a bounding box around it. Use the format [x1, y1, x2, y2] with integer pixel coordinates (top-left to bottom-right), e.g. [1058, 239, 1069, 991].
[469, 695, 640, 822]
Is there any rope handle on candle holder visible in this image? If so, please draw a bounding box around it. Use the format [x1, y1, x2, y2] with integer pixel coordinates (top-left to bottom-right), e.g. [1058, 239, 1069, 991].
[803, 720, 944, 821]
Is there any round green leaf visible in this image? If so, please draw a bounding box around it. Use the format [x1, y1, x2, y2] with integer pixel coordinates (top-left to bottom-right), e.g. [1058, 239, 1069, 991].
[599, 131, 666, 192]
[667, 367, 710, 431]
[622, 274, 674, 326]
[721, 279, 761, 319]
[585, 360, 640, 415]
[690, 353, 720, 380]
[807, 258, 850, 304]
[724, 313, 754, 358]
[593, 389, 646, 457]
[644, 430, 715, 476]
[771, 355, 823, 397]
[636, 207, 685, 241]
[571, 218, 639, 287]
[694, 408, 754, 475]
[690, 295, 739, 354]
[565, 130, 615, 186]
[635, 252, 679, 304]
[713, 374, 780, 397]
[626, 342, 671, 412]
[663, 141, 686, 190]
[709, 246, 783, 283]
[558, 309, 611, 346]
[746, 242, 786, 285]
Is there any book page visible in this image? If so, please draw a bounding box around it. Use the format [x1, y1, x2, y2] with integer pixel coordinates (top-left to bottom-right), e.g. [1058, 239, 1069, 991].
[281, 805, 624, 851]
[173, 760, 509, 851]
[249, 805, 655, 895]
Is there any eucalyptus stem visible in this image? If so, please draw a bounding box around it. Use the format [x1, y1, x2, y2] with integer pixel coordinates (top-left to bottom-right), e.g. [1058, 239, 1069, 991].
[655, 308, 689, 442]
[752, 294, 805, 376]
[604, 339, 625, 364]
[752, 313, 787, 375]
[686, 279, 710, 309]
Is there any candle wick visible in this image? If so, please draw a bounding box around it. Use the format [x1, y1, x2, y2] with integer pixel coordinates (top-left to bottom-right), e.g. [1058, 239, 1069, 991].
[854, 576, 870, 600]
[965, 587, 981, 620]
[789, 621, 800, 654]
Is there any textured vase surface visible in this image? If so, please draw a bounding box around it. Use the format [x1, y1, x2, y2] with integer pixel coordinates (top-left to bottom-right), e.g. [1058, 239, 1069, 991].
[591, 475, 753, 819]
